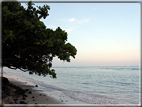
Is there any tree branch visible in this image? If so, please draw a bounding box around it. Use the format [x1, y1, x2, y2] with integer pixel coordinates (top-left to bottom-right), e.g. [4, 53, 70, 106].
[22, 47, 44, 53]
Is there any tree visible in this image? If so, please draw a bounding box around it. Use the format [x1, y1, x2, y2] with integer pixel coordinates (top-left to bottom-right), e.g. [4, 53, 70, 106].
[2, 1, 77, 78]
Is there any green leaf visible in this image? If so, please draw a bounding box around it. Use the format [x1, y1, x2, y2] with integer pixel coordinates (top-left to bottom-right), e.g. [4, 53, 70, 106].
[36, 42, 40, 45]
[9, 30, 13, 37]
[18, 10, 23, 15]
[23, 19, 28, 25]
[23, 19, 32, 26]
[48, 40, 53, 47]
[3, 6, 8, 11]
[66, 58, 70, 62]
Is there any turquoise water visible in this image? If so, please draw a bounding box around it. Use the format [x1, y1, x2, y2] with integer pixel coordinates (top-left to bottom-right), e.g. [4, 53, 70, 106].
[3, 66, 140, 104]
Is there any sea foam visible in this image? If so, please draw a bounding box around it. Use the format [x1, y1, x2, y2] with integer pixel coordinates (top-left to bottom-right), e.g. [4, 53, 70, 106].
[63, 90, 132, 105]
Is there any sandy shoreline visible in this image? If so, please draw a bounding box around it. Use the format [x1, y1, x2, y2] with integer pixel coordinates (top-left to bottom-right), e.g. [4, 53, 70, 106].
[2, 76, 140, 107]
[2, 76, 65, 105]
[2, 70, 87, 106]
[1, 69, 140, 106]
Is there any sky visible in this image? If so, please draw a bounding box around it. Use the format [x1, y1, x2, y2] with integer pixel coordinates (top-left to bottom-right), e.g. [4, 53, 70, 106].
[20, 2, 140, 67]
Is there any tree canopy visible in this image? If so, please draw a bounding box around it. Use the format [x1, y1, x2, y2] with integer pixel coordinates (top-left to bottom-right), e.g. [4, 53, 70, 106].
[2, 1, 77, 78]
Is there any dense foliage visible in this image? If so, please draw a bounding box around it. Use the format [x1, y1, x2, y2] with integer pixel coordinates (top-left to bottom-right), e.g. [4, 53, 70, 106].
[2, 1, 77, 78]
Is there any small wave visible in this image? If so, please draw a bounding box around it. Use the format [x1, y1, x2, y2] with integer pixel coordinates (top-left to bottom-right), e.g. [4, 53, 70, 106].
[115, 81, 136, 86]
[38, 82, 65, 91]
[130, 68, 139, 70]
[63, 90, 132, 104]
[99, 66, 139, 71]
[19, 76, 65, 91]
[82, 83, 93, 85]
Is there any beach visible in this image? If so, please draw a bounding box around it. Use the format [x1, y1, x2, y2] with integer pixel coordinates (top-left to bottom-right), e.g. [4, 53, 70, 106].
[1, 66, 140, 106]
[2, 77, 65, 104]
[2, 70, 87, 106]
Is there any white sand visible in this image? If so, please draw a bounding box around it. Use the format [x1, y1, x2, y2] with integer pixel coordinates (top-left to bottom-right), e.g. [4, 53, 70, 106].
[2, 70, 87, 106]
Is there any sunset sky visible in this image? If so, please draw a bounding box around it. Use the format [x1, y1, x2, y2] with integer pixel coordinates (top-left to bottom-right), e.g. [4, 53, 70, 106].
[20, 2, 140, 66]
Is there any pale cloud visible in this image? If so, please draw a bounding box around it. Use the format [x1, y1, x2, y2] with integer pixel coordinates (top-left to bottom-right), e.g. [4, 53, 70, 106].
[78, 18, 90, 24]
[68, 18, 76, 22]
[68, 18, 90, 24]
[61, 18, 90, 24]
[58, 18, 90, 34]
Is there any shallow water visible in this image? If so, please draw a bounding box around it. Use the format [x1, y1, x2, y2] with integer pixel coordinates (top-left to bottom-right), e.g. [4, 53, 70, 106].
[2, 66, 140, 104]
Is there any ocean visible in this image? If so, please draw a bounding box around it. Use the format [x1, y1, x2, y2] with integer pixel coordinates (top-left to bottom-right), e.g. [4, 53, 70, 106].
[2, 66, 140, 104]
